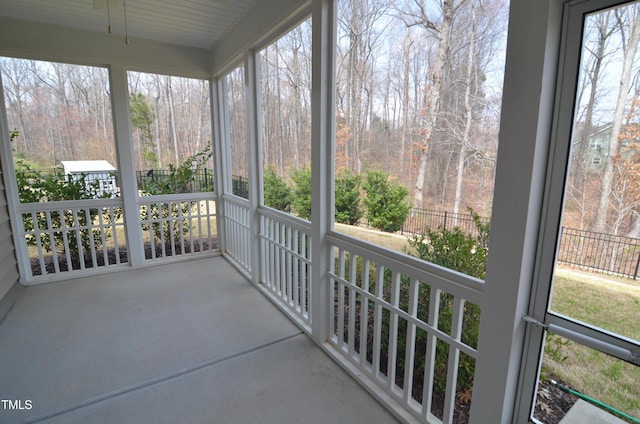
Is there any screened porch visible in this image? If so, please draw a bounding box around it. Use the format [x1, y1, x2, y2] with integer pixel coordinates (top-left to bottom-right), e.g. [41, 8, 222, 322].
[0, 0, 639, 423]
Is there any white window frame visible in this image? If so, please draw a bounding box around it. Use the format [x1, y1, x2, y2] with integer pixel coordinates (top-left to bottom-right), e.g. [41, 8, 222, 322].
[519, 0, 640, 422]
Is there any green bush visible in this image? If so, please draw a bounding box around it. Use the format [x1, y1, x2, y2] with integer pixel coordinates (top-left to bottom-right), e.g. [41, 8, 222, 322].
[404, 208, 490, 393]
[335, 168, 362, 225]
[139, 143, 213, 195]
[341, 209, 489, 399]
[408, 208, 490, 280]
[129, 93, 157, 167]
[263, 166, 292, 212]
[140, 144, 212, 246]
[291, 165, 312, 220]
[15, 160, 117, 255]
[362, 169, 410, 232]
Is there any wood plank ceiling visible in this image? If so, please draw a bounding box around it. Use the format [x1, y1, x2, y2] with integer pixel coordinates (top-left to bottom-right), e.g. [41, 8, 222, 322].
[0, 0, 258, 49]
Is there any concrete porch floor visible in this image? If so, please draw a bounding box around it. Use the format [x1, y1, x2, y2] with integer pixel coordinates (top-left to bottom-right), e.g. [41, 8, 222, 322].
[0, 257, 398, 424]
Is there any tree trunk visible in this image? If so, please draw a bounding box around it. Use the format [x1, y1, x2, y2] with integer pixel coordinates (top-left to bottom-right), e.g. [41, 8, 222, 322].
[571, 12, 612, 206]
[413, 0, 457, 208]
[454, 1, 476, 219]
[401, 35, 412, 171]
[166, 77, 180, 165]
[594, 6, 640, 232]
[628, 209, 640, 238]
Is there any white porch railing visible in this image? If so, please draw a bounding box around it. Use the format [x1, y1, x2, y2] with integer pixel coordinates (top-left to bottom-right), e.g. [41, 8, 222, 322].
[17, 193, 219, 283]
[138, 193, 218, 261]
[15, 194, 491, 422]
[17, 198, 127, 282]
[326, 232, 484, 424]
[218, 197, 486, 423]
[258, 207, 312, 331]
[221, 195, 251, 274]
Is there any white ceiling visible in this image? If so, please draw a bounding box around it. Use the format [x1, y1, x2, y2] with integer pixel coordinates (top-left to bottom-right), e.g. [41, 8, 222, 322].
[0, 0, 258, 50]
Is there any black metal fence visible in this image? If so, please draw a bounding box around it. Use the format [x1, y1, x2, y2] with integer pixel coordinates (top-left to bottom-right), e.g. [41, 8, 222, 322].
[134, 170, 252, 199]
[399, 207, 640, 279]
[231, 175, 249, 199]
[557, 227, 640, 280]
[137, 168, 215, 193]
[136, 170, 250, 196]
[401, 208, 489, 238]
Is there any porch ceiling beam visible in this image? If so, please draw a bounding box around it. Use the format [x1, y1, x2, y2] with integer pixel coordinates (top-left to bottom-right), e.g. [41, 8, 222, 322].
[0, 17, 211, 79]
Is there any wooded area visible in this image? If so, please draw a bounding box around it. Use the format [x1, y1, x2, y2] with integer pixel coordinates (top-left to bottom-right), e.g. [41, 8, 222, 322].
[2, 0, 639, 237]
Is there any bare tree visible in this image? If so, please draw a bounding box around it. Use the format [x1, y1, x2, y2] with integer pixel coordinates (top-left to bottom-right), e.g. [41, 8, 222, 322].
[1, 58, 34, 155]
[399, 0, 467, 208]
[337, 0, 389, 174]
[227, 67, 248, 179]
[452, 1, 476, 217]
[567, 10, 616, 233]
[260, 18, 312, 177]
[594, 4, 640, 233]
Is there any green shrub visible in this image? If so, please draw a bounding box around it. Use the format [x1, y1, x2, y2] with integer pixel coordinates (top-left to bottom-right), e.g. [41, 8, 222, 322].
[362, 169, 410, 232]
[408, 208, 490, 280]
[334, 210, 489, 401]
[140, 144, 212, 246]
[335, 168, 362, 225]
[263, 166, 292, 212]
[405, 208, 490, 393]
[291, 165, 312, 220]
[15, 160, 117, 255]
[129, 93, 157, 167]
[139, 143, 213, 195]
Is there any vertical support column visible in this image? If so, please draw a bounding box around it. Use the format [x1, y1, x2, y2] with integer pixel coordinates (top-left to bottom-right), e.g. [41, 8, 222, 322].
[469, 0, 562, 422]
[211, 77, 227, 254]
[310, 0, 336, 343]
[245, 52, 263, 285]
[109, 65, 145, 267]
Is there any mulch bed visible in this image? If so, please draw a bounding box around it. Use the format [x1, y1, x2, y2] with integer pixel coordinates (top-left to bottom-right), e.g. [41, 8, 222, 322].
[333, 295, 577, 423]
[30, 238, 218, 276]
[534, 379, 578, 424]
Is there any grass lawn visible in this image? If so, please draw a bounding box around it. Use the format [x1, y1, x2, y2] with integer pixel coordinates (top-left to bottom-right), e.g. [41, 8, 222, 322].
[334, 222, 413, 254]
[543, 268, 640, 419]
[551, 269, 640, 340]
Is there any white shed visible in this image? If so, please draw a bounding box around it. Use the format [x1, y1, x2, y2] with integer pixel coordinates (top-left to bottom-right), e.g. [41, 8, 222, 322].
[61, 160, 118, 197]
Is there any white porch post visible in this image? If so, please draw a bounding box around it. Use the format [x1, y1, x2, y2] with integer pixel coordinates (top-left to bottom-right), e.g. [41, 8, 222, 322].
[310, 0, 336, 342]
[109, 65, 145, 267]
[211, 77, 227, 255]
[245, 52, 263, 285]
[469, 0, 562, 422]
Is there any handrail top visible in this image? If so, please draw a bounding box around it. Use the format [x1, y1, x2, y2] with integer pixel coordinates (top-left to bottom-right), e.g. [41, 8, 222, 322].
[328, 230, 485, 305]
[16, 197, 123, 212]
